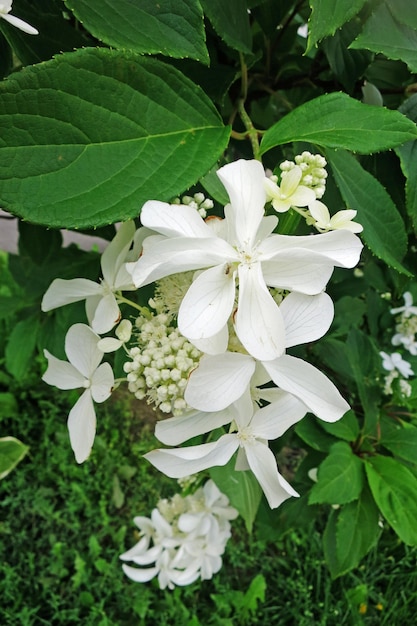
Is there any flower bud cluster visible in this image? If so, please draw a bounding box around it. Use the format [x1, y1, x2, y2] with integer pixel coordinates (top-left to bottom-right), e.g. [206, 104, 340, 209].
[124, 312, 201, 415]
[172, 192, 214, 218]
[120, 480, 238, 590]
[280, 151, 327, 198]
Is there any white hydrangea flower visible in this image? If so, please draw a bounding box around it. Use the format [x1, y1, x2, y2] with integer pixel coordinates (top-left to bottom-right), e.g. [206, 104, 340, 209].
[184, 292, 350, 424]
[0, 1, 38, 34]
[390, 292, 417, 318]
[264, 165, 316, 213]
[124, 312, 201, 415]
[380, 351, 413, 379]
[42, 324, 114, 463]
[145, 391, 306, 509]
[309, 200, 363, 234]
[42, 221, 143, 334]
[128, 159, 363, 362]
[121, 480, 237, 589]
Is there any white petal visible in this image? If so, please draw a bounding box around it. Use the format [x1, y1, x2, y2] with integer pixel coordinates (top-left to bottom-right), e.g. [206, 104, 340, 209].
[140, 200, 214, 238]
[263, 354, 350, 422]
[235, 262, 285, 361]
[97, 337, 123, 353]
[155, 408, 235, 445]
[65, 324, 103, 377]
[42, 350, 85, 390]
[189, 324, 229, 354]
[217, 160, 266, 247]
[91, 362, 114, 403]
[184, 352, 255, 411]
[256, 215, 279, 241]
[41, 278, 101, 312]
[2, 13, 38, 35]
[245, 441, 299, 508]
[127, 237, 234, 287]
[261, 251, 334, 294]
[280, 292, 334, 348]
[309, 200, 330, 225]
[289, 185, 316, 207]
[264, 230, 363, 268]
[250, 392, 307, 440]
[144, 435, 239, 478]
[101, 220, 135, 284]
[178, 264, 236, 340]
[280, 166, 302, 196]
[67, 390, 96, 463]
[91, 293, 121, 334]
[122, 563, 159, 583]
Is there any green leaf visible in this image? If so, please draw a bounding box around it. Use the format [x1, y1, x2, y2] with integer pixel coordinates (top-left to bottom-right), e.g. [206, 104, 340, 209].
[65, 0, 209, 63]
[386, 0, 417, 30]
[307, 0, 367, 51]
[210, 457, 262, 533]
[328, 149, 410, 275]
[350, 2, 417, 73]
[200, 0, 252, 53]
[323, 487, 380, 578]
[396, 94, 417, 233]
[0, 48, 230, 229]
[365, 455, 417, 545]
[200, 166, 230, 205]
[345, 328, 382, 433]
[295, 417, 337, 452]
[0, 436, 29, 479]
[320, 410, 360, 442]
[0, 392, 18, 418]
[0, 0, 89, 66]
[322, 18, 372, 94]
[259, 93, 417, 156]
[18, 221, 63, 266]
[5, 315, 40, 380]
[309, 441, 364, 505]
[380, 420, 417, 464]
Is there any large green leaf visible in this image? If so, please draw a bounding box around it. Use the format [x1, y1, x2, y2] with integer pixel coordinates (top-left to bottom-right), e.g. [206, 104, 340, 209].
[323, 487, 380, 578]
[65, 0, 209, 63]
[259, 93, 417, 155]
[328, 149, 410, 275]
[365, 455, 417, 545]
[307, 0, 367, 51]
[309, 441, 364, 505]
[0, 48, 230, 229]
[0, 436, 29, 480]
[200, 0, 252, 53]
[320, 410, 360, 443]
[350, 2, 417, 73]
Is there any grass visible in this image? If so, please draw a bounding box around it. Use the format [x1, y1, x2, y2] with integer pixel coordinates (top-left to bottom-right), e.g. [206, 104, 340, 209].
[1, 370, 417, 625]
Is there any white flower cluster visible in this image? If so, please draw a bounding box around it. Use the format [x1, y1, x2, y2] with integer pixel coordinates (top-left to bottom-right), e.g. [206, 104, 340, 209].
[280, 151, 328, 199]
[264, 152, 362, 234]
[124, 312, 201, 415]
[381, 291, 417, 397]
[172, 191, 214, 218]
[41, 157, 363, 514]
[120, 479, 238, 590]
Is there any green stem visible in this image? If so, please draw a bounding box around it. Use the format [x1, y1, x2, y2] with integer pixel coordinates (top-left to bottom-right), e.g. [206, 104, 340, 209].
[237, 99, 261, 161]
[115, 294, 151, 317]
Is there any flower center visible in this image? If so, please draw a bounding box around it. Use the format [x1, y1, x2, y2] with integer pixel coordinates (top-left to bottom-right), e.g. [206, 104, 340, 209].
[237, 427, 255, 445]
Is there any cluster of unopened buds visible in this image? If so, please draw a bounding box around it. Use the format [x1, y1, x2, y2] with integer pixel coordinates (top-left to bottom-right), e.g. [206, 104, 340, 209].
[41, 154, 364, 585]
[120, 479, 238, 589]
[380, 291, 417, 397]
